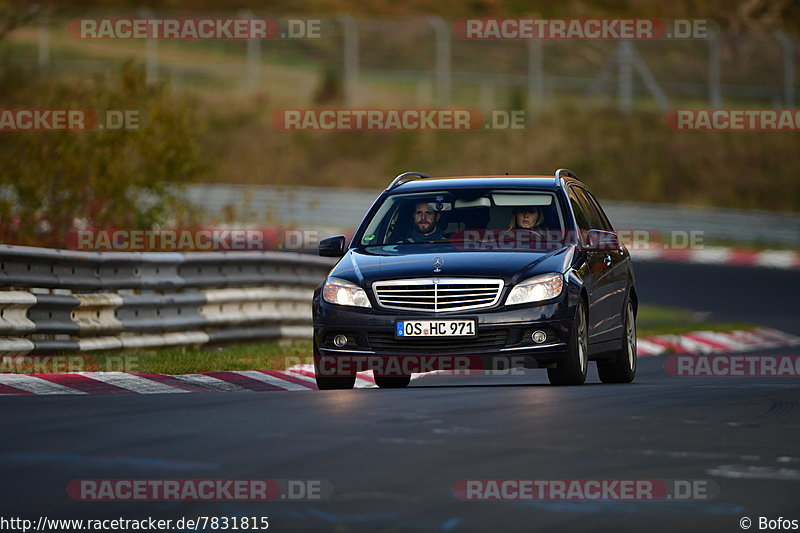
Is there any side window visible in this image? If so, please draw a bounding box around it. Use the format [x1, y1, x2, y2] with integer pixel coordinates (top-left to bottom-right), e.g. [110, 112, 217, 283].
[581, 189, 614, 232]
[568, 187, 591, 232]
[572, 188, 602, 230]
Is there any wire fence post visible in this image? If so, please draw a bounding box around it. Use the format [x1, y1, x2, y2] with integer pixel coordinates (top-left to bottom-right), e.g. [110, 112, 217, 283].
[617, 41, 633, 115]
[708, 28, 721, 108]
[339, 15, 359, 106]
[527, 40, 543, 117]
[139, 9, 158, 83]
[416, 79, 434, 105]
[240, 10, 261, 92]
[429, 16, 451, 106]
[37, 14, 50, 69]
[775, 31, 795, 108]
[479, 81, 495, 109]
[630, 44, 670, 113]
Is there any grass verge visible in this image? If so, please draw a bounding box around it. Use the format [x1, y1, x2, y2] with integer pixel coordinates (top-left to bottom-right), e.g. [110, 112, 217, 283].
[636, 304, 753, 337]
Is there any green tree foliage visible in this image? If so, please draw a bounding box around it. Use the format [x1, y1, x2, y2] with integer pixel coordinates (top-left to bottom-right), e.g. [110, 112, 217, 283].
[0, 61, 206, 247]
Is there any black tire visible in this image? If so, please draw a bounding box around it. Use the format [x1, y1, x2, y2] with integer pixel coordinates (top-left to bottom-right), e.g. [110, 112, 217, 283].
[313, 342, 355, 390]
[597, 299, 637, 384]
[547, 299, 588, 386]
[374, 375, 411, 389]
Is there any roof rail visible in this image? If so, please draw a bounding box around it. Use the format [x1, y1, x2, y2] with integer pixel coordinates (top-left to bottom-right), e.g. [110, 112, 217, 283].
[555, 168, 578, 180]
[387, 171, 433, 190]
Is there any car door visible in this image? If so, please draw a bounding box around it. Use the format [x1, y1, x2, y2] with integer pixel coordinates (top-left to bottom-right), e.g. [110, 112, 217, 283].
[567, 186, 609, 344]
[578, 187, 628, 342]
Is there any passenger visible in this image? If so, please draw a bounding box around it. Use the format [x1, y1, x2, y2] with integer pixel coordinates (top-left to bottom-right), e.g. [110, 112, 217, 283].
[501, 206, 548, 249]
[507, 206, 543, 231]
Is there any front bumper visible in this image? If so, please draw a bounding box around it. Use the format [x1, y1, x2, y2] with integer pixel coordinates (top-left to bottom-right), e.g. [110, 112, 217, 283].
[313, 292, 577, 369]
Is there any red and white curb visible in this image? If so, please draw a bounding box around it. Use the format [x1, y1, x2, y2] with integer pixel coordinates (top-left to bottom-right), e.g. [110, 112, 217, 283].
[0, 328, 797, 395]
[0, 370, 338, 395]
[632, 247, 800, 270]
[635, 327, 800, 357]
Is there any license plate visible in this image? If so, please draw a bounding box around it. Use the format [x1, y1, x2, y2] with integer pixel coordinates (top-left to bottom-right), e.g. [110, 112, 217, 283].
[396, 320, 476, 338]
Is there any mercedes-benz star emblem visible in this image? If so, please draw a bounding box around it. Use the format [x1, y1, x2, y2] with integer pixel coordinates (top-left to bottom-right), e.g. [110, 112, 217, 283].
[432, 256, 443, 272]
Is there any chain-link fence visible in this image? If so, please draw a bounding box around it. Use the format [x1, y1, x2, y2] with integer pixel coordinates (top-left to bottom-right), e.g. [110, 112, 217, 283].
[7, 13, 798, 113]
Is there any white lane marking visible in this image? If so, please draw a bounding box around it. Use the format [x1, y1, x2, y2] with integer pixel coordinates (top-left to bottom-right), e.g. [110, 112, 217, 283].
[691, 331, 751, 352]
[692, 248, 733, 265]
[755, 250, 798, 269]
[284, 365, 328, 384]
[0, 374, 85, 395]
[726, 329, 779, 349]
[286, 364, 377, 388]
[636, 339, 665, 356]
[76, 372, 189, 394]
[630, 249, 661, 261]
[169, 373, 252, 393]
[660, 334, 718, 354]
[754, 328, 800, 345]
[233, 370, 314, 391]
[707, 464, 800, 481]
[685, 331, 739, 351]
[355, 370, 378, 389]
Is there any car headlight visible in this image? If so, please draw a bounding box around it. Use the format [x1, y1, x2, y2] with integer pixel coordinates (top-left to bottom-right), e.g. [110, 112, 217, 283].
[322, 277, 371, 308]
[506, 273, 564, 305]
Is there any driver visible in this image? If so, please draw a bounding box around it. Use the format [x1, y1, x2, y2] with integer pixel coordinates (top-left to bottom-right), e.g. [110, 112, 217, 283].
[405, 201, 446, 242]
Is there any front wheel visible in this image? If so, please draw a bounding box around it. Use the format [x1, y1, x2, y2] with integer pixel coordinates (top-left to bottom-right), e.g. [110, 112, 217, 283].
[547, 299, 588, 386]
[313, 342, 355, 390]
[374, 375, 411, 389]
[597, 299, 637, 384]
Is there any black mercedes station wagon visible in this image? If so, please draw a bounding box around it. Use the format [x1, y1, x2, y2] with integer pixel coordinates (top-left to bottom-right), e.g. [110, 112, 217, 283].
[312, 170, 637, 389]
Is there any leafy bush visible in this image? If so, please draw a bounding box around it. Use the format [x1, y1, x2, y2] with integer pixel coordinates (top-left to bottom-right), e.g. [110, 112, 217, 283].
[0, 61, 206, 247]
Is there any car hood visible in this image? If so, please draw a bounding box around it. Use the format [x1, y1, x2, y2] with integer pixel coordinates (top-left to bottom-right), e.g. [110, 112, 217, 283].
[329, 246, 576, 287]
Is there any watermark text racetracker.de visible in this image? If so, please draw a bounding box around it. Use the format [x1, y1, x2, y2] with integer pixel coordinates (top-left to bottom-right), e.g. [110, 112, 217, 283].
[664, 109, 800, 131]
[453, 18, 711, 40]
[665, 355, 800, 377]
[68, 228, 705, 252]
[69, 17, 324, 40]
[0, 355, 138, 373]
[68, 478, 332, 501]
[292, 354, 529, 377]
[0, 109, 140, 131]
[271, 109, 526, 131]
[453, 478, 719, 501]
[67, 228, 331, 252]
[447, 229, 703, 251]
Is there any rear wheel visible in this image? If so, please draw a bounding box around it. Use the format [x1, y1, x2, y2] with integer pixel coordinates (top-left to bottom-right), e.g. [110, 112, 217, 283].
[374, 375, 411, 389]
[597, 300, 637, 384]
[547, 299, 588, 386]
[313, 341, 355, 390]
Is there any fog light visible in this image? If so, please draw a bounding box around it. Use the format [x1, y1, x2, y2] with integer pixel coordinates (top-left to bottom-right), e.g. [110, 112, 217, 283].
[531, 330, 547, 344]
[333, 334, 348, 347]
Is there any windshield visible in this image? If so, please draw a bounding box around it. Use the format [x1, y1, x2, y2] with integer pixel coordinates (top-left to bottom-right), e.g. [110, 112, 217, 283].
[357, 188, 569, 251]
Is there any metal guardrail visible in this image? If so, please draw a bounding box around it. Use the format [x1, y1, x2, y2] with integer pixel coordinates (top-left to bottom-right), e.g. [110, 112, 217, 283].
[0, 245, 334, 355]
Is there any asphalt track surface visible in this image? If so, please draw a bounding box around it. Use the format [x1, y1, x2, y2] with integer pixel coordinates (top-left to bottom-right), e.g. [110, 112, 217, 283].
[634, 261, 800, 335]
[1, 261, 799, 532]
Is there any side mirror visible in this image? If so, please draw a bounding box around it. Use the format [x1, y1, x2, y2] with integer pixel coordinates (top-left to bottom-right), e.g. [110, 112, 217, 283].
[319, 235, 347, 257]
[586, 229, 619, 251]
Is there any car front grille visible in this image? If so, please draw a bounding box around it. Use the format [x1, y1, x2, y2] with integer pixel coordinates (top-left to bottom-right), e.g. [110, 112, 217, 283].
[372, 278, 503, 312]
[368, 330, 509, 354]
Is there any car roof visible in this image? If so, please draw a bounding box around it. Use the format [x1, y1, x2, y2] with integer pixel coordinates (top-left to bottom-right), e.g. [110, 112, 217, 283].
[390, 175, 583, 192]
